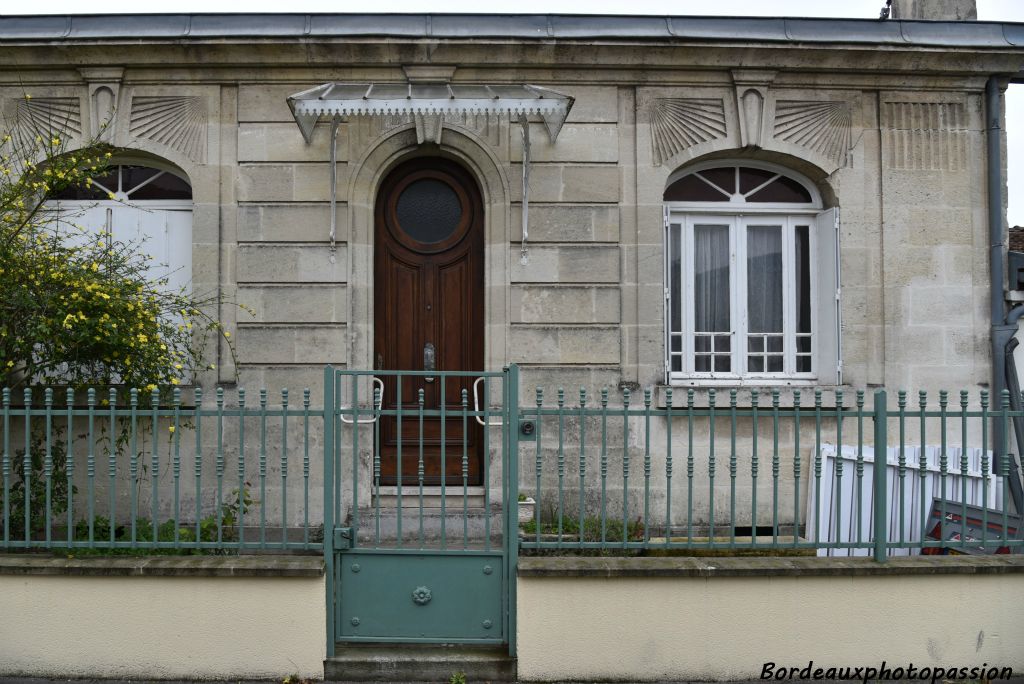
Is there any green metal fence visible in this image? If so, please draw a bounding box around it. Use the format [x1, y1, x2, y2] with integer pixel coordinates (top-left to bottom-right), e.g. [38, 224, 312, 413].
[0, 385, 323, 552]
[518, 387, 1023, 558]
[3, 377, 1022, 559]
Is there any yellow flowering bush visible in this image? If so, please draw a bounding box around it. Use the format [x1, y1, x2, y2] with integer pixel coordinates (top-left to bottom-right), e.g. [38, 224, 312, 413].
[0, 107, 236, 392]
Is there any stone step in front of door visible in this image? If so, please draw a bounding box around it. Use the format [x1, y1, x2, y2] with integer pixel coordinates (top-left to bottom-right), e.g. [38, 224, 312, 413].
[349, 504, 506, 543]
[372, 486, 490, 509]
[325, 644, 516, 682]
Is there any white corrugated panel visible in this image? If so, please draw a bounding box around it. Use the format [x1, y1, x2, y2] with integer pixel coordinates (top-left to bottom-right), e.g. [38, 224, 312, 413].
[807, 444, 1004, 557]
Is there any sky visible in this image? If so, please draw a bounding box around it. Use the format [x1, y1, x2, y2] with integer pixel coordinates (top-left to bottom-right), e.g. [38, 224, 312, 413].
[2, 0, 1023, 223]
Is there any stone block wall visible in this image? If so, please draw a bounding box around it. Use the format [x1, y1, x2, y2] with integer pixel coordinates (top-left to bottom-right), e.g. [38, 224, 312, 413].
[0, 33, 1012, 533]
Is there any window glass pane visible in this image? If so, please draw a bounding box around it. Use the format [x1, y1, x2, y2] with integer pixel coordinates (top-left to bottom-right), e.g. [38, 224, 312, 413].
[697, 167, 736, 195]
[797, 337, 811, 354]
[694, 224, 730, 333]
[767, 356, 784, 372]
[747, 176, 812, 203]
[795, 225, 812, 334]
[121, 166, 161, 194]
[50, 168, 117, 200]
[695, 357, 711, 372]
[664, 174, 729, 202]
[672, 355, 682, 373]
[746, 225, 783, 334]
[395, 178, 462, 243]
[738, 167, 778, 194]
[749, 357, 764, 372]
[695, 337, 710, 353]
[797, 356, 812, 373]
[128, 170, 193, 200]
[671, 336, 681, 353]
[670, 224, 682, 333]
[714, 356, 731, 372]
[748, 337, 763, 352]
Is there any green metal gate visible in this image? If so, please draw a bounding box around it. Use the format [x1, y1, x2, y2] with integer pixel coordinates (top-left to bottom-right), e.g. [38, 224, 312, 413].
[323, 366, 519, 656]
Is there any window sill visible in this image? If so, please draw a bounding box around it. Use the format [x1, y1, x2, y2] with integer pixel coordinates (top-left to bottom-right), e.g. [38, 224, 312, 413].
[665, 377, 820, 388]
[654, 382, 851, 408]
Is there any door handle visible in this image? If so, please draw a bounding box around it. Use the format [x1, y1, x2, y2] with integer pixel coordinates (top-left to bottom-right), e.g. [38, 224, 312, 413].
[424, 342, 436, 383]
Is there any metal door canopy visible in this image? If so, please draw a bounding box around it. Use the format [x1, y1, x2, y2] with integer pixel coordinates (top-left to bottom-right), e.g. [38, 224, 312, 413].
[286, 82, 574, 143]
[338, 551, 505, 643]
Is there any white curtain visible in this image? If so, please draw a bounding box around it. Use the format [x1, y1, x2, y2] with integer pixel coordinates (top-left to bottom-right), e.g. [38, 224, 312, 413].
[746, 225, 783, 334]
[694, 224, 730, 333]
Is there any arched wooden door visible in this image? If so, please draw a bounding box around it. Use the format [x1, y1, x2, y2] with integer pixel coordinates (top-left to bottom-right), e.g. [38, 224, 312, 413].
[374, 157, 485, 486]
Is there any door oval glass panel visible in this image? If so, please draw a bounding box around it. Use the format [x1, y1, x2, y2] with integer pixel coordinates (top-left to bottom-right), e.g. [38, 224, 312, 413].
[395, 178, 463, 244]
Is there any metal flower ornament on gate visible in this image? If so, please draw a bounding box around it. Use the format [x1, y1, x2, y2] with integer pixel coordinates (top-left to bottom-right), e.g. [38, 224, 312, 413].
[411, 586, 432, 605]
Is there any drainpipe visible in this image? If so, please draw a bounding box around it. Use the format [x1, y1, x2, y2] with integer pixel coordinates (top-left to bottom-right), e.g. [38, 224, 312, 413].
[988, 75, 1024, 516]
[989, 76, 1007, 449]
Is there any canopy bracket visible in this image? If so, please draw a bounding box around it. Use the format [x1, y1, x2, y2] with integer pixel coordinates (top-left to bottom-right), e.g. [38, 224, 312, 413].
[287, 82, 575, 260]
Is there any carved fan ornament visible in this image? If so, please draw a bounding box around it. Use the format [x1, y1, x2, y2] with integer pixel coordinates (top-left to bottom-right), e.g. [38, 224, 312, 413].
[129, 95, 207, 163]
[649, 98, 727, 166]
[9, 97, 82, 150]
[773, 100, 852, 168]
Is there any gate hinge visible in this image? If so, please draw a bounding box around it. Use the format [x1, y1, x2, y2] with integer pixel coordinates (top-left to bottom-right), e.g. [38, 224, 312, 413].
[333, 527, 353, 550]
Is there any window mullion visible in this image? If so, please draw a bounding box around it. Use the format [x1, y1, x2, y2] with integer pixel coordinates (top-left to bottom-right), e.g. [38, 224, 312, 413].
[684, 217, 695, 376]
[782, 217, 795, 376]
[735, 216, 746, 378]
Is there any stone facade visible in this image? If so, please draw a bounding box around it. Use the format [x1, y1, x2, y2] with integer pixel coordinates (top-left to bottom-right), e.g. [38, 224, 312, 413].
[2, 14, 1022, 532]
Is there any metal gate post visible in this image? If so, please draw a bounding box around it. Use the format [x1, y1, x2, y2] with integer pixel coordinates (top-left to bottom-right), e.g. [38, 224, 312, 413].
[505, 364, 520, 656]
[872, 389, 888, 562]
[323, 365, 336, 655]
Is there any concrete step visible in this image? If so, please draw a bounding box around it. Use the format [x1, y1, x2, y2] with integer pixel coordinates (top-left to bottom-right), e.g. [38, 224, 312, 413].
[325, 643, 516, 682]
[350, 505, 505, 544]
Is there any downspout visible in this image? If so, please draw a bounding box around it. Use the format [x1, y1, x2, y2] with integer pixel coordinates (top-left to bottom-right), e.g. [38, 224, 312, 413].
[987, 75, 1024, 515]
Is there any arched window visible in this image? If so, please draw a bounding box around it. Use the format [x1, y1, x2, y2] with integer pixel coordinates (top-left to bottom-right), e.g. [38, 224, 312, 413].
[50, 163, 193, 296]
[663, 162, 840, 385]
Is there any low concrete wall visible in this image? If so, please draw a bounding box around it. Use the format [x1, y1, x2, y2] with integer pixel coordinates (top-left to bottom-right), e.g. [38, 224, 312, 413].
[517, 556, 1024, 682]
[0, 555, 325, 680]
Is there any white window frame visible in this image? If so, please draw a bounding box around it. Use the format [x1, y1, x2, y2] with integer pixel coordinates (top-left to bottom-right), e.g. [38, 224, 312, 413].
[47, 163, 194, 296]
[663, 162, 838, 387]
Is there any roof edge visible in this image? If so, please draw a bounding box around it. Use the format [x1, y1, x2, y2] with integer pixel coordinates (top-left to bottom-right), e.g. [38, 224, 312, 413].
[0, 13, 1022, 49]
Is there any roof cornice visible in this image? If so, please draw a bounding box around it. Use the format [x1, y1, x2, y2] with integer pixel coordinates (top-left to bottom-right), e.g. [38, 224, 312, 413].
[0, 13, 1023, 49]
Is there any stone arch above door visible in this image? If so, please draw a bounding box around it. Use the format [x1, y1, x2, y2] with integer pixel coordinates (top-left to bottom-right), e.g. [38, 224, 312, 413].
[346, 124, 512, 374]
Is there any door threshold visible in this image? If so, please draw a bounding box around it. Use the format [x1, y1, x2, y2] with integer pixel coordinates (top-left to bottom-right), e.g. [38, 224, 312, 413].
[370, 485, 499, 510]
[376, 485, 486, 496]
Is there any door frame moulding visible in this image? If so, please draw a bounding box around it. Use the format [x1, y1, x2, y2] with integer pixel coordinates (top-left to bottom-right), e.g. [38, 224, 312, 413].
[346, 124, 513, 376]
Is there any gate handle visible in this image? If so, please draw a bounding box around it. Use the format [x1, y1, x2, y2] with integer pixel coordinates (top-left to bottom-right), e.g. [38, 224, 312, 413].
[472, 377, 504, 427]
[339, 377, 385, 424]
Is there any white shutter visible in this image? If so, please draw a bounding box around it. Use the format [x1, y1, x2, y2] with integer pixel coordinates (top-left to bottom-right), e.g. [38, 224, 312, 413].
[164, 209, 193, 295]
[53, 203, 108, 250]
[663, 206, 671, 383]
[108, 205, 191, 296]
[815, 207, 841, 385]
[111, 204, 144, 251]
